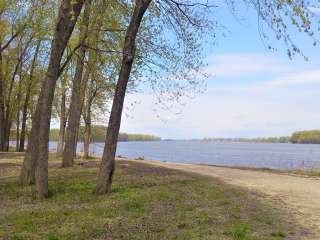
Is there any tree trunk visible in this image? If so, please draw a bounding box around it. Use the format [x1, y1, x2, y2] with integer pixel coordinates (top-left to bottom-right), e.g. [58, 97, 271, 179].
[19, 103, 28, 151]
[15, 81, 22, 152]
[83, 109, 91, 158]
[80, 2, 104, 159]
[62, 0, 91, 167]
[15, 55, 24, 152]
[83, 121, 91, 159]
[82, 75, 96, 159]
[20, 110, 39, 185]
[19, 40, 41, 152]
[3, 120, 11, 151]
[57, 85, 66, 156]
[95, 0, 151, 195]
[0, 44, 5, 151]
[15, 110, 20, 151]
[19, 98, 28, 152]
[20, 0, 84, 198]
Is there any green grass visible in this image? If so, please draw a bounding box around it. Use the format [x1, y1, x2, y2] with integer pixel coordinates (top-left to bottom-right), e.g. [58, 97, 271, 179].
[223, 222, 256, 240]
[0, 154, 306, 239]
[289, 169, 320, 177]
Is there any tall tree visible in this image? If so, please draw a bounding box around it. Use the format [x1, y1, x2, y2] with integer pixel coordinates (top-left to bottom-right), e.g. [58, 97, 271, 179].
[82, 71, 112, 158]
[0, 2, 27, 150]
[0, 42, 4, 151]
[56, 69, 68, 156]
[62, 0, 92, 167]
[96, 0, 152, 194]
[3, 34, 33, 150]
[15, 53, 24, 151]
[82, 74, 97, 159]
[20, 0, 84, 199]
[19, 39, 42, 152]
[19, 0, 55, 152]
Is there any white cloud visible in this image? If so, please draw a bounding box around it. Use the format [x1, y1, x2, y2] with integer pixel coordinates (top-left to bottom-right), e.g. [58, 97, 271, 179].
[204, 53, 292, 78]
[265, 70, 320, 88]
[121, 87, 320, 138]
[308, 6, 320, 15]
[120, 53, 320, 139]
[207, 69, 320, 95]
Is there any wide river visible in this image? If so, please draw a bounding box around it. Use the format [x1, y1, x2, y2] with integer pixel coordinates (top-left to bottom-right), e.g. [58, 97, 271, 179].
[48, 141, 320, 170]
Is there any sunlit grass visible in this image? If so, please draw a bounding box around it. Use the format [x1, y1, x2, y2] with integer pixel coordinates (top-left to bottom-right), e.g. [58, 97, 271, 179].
[0, 153, 305, 240]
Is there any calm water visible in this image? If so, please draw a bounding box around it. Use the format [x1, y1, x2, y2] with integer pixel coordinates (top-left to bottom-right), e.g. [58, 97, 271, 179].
[48, 141, 320, 170]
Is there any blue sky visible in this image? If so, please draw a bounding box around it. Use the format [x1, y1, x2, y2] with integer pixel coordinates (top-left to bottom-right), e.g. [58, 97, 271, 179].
[120, 3, 320, 139]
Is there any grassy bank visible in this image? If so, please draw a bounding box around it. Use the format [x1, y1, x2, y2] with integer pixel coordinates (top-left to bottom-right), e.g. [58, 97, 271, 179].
[0, 153, 308, 240]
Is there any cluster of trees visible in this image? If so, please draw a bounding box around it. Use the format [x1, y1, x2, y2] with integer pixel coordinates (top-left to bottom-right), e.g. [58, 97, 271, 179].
[50, 125, 160, 142]
[202, 130, 320, 144]
[119, 133, 160, 141]
[0, 0, 318, 198]
[291, 130, 320, 144]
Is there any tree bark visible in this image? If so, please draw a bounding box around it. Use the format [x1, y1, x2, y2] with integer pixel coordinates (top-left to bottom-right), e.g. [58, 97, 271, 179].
[20, 0, 84, 198]
[20, 109, 39, 185]
[56, 79, 67, 156]
[0, 44, 5, 151]
[83, 111, 91, 159]
[62, 0, 91, 167]
[15, 72, 22, 151]
[19, 40, 41, 152]
[82, 76, 97, 159]
[95, 0, 151, 195]
[15, 51, 25, 151]
[3, 121, 11, 151]
[15, 110, 20, 151]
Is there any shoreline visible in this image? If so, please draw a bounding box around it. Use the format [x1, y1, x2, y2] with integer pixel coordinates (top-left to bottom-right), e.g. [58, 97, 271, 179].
[3, 150, 319, 178]
[116, 156, 320, 178]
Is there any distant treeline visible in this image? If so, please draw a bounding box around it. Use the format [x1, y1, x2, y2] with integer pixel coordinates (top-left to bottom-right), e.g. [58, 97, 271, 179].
[202, 130, 320, 144]
[202, 137, 290, 143]
[49, 125, 161, 142]
[290, 130, 320, 144]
